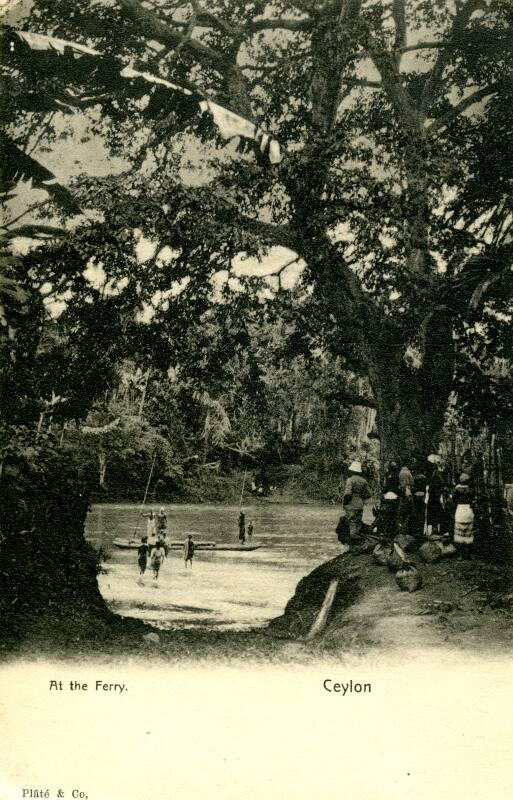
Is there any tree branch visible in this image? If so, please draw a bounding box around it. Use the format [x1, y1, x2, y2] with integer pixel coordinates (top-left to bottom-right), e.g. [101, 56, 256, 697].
[287, 0, 318, 14]
[3, 224, 67, 240]
[392, 0, 407, 52]
[341, 77, 382, 90]
[1, 200, 51, 230]
[236, 217, 299, 251]
[249, 17, 312, 33]
[420, 0, 487, 114]
[428, 82, 500, 134]
[400, 40, 447, 53]
[118, 0, 227, 70]
[119, 0, 257, 119]
[191, 0, 242, 37]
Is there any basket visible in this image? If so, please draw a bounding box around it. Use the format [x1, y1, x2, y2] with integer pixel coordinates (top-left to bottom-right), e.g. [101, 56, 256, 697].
[396, 565, 423, 592]
[373, 543, 391, 566]
[387, 541, 408, 572]
[419, 540, 443, 563]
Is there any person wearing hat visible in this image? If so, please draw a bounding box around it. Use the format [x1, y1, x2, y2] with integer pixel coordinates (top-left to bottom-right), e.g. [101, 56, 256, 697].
[342, 461, 371, 541]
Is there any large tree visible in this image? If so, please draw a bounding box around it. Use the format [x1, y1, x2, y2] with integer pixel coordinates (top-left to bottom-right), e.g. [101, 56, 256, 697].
[2, 0, 513, 465]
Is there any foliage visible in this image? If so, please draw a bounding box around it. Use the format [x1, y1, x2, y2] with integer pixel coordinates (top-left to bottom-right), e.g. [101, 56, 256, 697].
[0, 425, 107, 624]
[2, 1, 513, 465]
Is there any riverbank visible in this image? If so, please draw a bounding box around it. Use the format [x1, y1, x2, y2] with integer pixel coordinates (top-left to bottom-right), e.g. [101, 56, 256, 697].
[4, 543, 513, 665]
[91, 466, 346, 506]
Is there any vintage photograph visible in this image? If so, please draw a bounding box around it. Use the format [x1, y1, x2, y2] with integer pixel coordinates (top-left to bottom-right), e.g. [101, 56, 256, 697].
[1, 0, 513, 672]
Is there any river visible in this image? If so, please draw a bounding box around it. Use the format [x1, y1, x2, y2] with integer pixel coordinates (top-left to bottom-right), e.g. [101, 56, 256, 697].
[85, 503, 343, 631]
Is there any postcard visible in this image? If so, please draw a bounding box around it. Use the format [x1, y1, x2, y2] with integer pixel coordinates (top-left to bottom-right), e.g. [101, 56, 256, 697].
[2, 1, 513, 798]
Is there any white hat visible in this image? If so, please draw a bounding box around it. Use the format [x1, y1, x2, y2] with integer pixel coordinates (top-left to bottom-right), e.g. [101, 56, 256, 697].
[348, 461, 362, 474]
[427, 454, 441, 464]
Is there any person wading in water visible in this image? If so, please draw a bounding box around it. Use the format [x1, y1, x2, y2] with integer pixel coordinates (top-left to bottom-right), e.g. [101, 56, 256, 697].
[137, 536, 149, 576]
[150, 541, 166, 581]
[184, 534, 195, 568]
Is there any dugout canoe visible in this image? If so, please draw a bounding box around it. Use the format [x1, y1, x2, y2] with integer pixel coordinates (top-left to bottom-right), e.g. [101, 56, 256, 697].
[208, 543, 262, 551]
[112, 538, 262, 552]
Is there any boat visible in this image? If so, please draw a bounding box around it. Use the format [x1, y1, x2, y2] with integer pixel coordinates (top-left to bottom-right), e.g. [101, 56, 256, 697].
[112, 538, 263, 552]
[113, 538, 215, 550]
[205, 543, 262, 552]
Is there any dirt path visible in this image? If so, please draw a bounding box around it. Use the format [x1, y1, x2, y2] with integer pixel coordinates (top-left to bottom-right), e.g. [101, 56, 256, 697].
[316, 551, 513, 658]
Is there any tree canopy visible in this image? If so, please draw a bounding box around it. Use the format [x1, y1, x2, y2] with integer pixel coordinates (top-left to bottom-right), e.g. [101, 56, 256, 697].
[1, 0, 513, 461]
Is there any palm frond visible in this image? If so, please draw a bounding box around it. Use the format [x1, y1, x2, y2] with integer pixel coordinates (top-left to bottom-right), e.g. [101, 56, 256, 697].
[1, 25, 283, 165]
[0, 132, 80, 214]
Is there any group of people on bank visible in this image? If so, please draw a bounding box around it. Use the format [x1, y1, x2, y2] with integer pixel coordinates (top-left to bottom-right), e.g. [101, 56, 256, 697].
[341, 453, 478, 559]
[137, 507, 194, 579]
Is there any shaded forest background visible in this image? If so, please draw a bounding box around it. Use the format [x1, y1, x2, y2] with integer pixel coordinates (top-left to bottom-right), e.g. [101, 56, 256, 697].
[1, 0, 513, 638]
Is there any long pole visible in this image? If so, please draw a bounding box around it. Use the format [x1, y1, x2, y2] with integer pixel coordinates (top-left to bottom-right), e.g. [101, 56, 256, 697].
[239, 469, 247, 507]
[138, 368, 151, 420]
[133, 451, 158, 538]
[305, 579, 339, 640]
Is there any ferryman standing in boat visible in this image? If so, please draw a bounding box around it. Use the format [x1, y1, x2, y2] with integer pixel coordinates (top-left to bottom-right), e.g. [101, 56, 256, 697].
[156, 506, 168, 536]
[156, 506, 169, 555]
[238, 510, 246, 544]
[142, 509, 157, 545]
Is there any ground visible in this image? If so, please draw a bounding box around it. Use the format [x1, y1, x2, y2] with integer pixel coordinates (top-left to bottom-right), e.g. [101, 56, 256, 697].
[3, 544, 513, 665]
[320, 552, 513, 659]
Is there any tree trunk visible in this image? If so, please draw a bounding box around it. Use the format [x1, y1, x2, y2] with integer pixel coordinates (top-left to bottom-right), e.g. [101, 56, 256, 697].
[373, 373, 439, 466]
[0, 446, 113, 644]
[368, 326, 455, 467]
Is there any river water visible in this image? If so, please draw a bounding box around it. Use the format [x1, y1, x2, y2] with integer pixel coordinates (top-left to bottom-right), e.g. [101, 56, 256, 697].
[85, 503, 343, 631]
